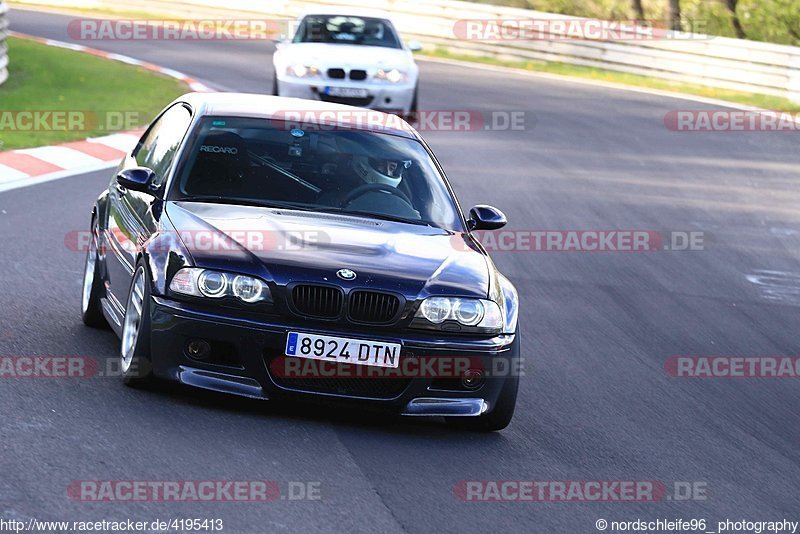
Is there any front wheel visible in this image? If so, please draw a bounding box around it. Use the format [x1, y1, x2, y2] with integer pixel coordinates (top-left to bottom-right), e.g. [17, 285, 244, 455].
[81, 220, 108, 328]
[120, 262, 155, 387]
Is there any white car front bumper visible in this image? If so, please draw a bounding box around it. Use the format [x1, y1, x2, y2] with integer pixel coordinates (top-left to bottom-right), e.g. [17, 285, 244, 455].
[276, 76, 417, 115]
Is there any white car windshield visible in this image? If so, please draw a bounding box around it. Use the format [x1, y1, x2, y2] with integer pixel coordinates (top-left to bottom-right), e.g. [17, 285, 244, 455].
[293, 15, 402, 49]
[171, 117, 463, 230]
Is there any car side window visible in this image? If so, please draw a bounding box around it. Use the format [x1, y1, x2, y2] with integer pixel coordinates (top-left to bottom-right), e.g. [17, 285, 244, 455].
[133, 104, 192, 187]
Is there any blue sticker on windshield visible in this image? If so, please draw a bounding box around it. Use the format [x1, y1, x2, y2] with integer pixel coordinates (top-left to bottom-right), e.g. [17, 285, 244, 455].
[212, 120, 226, 126]
[290, 128, 305, 138]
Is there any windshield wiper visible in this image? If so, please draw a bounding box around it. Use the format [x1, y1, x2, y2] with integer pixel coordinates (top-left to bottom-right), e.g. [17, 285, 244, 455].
[176, 196, 315, 211]
[334, 209, 435, 227]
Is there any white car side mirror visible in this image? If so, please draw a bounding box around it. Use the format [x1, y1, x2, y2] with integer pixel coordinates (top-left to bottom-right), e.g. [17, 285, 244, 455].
[407, 40, 422, 52]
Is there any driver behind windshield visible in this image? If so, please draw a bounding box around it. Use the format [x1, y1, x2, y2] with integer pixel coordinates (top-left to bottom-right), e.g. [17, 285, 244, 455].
[316, 155, 419, 220]
[172, 117, 459, 229]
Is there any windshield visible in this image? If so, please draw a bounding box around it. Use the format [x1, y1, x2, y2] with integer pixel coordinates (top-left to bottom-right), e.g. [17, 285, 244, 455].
[293, 15, 402, 49]
[170, 117, 462, 230]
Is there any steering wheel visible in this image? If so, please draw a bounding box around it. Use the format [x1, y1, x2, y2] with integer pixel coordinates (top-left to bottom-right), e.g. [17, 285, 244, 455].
[341, 182, 414, 209]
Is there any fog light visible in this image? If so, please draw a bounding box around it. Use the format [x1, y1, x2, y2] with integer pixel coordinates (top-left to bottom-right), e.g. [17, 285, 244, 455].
[186, 339, 212, 361]
[462, 369, 485, 390]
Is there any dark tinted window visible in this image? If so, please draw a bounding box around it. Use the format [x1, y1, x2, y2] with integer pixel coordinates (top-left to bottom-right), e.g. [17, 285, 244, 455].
[134, 104, 192, 185]
[293, 15, 402, 49]
[170, 116, 461, 230]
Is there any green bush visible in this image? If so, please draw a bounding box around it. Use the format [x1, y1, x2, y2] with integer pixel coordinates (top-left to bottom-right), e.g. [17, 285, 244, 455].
[464, 0, 800, 46]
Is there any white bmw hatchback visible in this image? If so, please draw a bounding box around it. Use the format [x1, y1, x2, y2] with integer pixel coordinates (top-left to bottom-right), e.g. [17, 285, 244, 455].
[272, 10, 421, 116]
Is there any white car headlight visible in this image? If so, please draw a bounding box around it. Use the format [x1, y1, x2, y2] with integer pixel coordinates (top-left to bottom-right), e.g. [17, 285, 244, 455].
[415, 297, 502, 331]
[286, 64, 320, 78]
[375, 68, 406, 83]
[170, 268, 271, 303]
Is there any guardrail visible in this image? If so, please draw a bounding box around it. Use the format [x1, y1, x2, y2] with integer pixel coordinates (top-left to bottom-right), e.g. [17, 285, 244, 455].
[0, 0, 8, 86]
[185, 0, 800, 103]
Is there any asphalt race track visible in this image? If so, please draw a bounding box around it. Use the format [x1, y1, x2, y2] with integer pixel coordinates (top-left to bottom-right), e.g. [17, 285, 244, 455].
[2, 8, 800, 533]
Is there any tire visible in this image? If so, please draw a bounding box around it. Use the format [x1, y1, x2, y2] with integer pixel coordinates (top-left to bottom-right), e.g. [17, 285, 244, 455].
[81, 220, 108, 328]
[446, 372, 519, 432]
[120, 262, 155, 387]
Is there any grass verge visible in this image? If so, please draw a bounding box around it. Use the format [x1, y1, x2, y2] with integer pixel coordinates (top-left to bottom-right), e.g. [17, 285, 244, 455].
[419, 47, 800, 112]
[0, 36, 186, 150]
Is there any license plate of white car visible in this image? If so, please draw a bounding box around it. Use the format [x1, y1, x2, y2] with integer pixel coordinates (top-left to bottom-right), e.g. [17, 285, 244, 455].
[285, 331, 400, 368]
[323, 86, 369, 98]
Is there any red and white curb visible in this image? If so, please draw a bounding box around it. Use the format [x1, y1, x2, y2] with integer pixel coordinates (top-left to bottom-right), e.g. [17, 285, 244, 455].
[0, 31, 214, 194]
[0, 132, 142, 192]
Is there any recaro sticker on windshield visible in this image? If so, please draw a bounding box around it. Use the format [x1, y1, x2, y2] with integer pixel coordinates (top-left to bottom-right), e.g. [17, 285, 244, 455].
[200, 145, 238, 154]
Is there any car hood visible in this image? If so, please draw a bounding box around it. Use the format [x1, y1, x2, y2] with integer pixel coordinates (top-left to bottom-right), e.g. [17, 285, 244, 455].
[165, 202, 490, 299]
[275, 42, 414, 71]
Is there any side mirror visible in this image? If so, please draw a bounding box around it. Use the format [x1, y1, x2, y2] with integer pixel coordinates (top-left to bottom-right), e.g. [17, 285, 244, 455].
[116, 167, 157, 194]
[273, 37, 288, 49]
[407, 40, 422, 52]
[468, 205, 507, 230]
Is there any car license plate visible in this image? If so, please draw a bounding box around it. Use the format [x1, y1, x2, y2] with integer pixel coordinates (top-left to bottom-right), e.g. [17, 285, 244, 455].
[285, 332, 400, 368]
[324, 86, 369, 98]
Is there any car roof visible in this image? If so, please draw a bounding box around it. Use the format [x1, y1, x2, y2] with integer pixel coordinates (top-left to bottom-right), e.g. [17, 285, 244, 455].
[177, 92, 418, 139]
[297, 6, 395, 21]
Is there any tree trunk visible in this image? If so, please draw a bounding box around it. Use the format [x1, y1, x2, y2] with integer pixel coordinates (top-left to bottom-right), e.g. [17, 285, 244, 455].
[631, 0, 645, 21]
[724, 0, 747, 39]
[668, 0, 681, 31]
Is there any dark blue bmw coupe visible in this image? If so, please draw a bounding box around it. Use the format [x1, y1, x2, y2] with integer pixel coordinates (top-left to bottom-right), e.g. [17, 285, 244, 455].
[81, 93, 520, 431]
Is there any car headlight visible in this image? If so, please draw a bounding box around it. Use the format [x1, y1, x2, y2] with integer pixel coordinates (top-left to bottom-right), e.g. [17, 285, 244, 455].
[413, 297, 502, 333]
[232, 275, 265, 303]
[198, 270, 227, 297]
[286, 64, 320, 78]
[169, 268, 271, 303]
[374, 68, 406, 83]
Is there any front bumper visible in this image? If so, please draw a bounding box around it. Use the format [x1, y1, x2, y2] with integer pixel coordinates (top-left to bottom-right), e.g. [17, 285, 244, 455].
[276, 76, 416, 114]
[149, 296, 519, 417]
